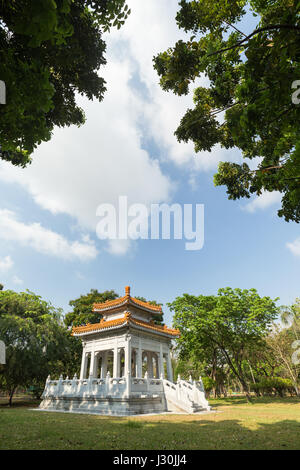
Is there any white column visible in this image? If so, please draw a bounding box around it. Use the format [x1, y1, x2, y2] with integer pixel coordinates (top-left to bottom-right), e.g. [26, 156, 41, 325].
[89, 350, 96, 377]
[155, 354, 160, 378]
[134, 350, 138, 377]
[137, 344, 143, 378]
[98, 353, 103, 378]
[152, 353, 157, 378]
[101, 351, 108, 378]
[94, 353, 99, 378]
[159, 344, 164, 378]
[113, 345, 119, 378]
[125, 336, 132, 397]
[125, 337, 132, 376]
[80, 350, 88, 380]
[120, 348, 124, 377]
[147, 352, 153, 378]
[117, 348, 121, 377]
[166, 351, 173, 382]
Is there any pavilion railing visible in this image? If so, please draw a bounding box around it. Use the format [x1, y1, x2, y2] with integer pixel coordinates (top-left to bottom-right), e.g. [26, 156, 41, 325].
[41, 373, 210, 411]
[162, 376, 210, 412]
[42, 372, 165, 399]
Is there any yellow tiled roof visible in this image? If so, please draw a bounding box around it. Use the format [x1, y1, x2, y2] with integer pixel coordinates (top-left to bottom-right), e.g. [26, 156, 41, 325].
[93, 286, 162, 313]
[72, 311, 180, 337]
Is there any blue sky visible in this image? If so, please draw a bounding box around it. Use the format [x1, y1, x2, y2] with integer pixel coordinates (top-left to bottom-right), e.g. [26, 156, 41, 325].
[0, 0, 299, 326]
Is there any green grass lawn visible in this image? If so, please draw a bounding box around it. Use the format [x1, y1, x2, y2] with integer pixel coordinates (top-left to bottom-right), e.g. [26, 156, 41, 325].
[0, 395, 300, 450]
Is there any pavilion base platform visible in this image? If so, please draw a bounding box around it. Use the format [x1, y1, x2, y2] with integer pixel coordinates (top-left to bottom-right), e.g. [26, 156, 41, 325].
[39, 375, 210, 416]
[39, 395, 167, 416]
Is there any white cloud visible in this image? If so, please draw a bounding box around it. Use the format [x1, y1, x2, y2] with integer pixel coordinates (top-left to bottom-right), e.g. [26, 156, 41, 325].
[0, 55, 172, 237]
[0, 0, 240, 258]
[12, 275, 23, 285]
[0, 255, 13, 272]
[243, 191, 282, 213]
[0, 209, 98, 261]
[287, 238, 300, 257]
[106, 239, 132, 256]
[114, 0, 239, 170]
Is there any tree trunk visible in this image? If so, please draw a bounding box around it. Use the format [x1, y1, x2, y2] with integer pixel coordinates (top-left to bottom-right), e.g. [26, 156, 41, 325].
[8, 388, 16, 407]
[221, 349, 252, 403]
[210, 352, 217, 398]
[236, 363, 252, 403]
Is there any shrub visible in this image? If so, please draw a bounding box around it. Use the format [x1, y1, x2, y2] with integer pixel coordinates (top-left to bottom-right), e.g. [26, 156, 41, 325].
[201, 376, 216, 398]
[250, 377, 295, 397]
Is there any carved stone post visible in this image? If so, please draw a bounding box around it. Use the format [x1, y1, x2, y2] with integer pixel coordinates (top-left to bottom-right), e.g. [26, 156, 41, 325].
[106, 371, 111, 396]
[144, 371, 149, 393]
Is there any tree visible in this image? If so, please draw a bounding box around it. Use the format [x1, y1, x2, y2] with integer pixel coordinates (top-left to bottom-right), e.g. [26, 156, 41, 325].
[154, 0, 300, 222]
[64, 288, 119, 327]
[266, 323, 300, 395]
[0, 289, 79, 405]
[281, 298, 300, 339]
[0, 0, 130, 166]
[168, 287, 279, 401]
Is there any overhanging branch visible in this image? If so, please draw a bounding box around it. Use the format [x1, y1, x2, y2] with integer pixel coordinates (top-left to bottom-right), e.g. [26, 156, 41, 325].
[207, 24, 300, 58]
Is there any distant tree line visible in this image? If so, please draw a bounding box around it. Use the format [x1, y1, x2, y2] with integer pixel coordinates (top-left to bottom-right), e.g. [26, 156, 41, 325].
[0, 285, 299, 405]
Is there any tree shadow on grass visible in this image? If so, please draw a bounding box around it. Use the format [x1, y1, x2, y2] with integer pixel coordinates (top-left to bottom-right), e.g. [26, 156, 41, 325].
[100, 417, 300, 450]
[0, 397, 40, 408]
[1, 408, 300, 449]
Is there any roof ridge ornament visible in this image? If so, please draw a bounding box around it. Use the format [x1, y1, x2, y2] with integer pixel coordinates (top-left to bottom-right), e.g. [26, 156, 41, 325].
[125, 285, 130, 296]
[124, 311, 132, 325]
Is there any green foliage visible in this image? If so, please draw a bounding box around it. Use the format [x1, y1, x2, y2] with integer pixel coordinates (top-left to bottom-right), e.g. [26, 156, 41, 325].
[0, 0, 130, 166]
[251, 377, 296, 396]
[0, 289, 62, 323]
[169, 287, 279, 398]
[154, 0, 300, 222]
[27, 383, 45, 400]
[174, 357, 204, 379]
[64, 289, 119, 327]
[0, 289, 81, 405]
[201, 376, 216, 393]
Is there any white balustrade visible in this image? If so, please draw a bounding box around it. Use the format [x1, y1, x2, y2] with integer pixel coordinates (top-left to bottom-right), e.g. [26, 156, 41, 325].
[41, 373, 210, 412]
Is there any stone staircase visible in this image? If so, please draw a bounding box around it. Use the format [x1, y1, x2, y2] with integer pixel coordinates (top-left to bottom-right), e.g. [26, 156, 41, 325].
[163, 377, 210, 413]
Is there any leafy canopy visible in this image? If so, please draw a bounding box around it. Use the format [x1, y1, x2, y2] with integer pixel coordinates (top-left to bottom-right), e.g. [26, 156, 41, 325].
[0, 0, 130, 166]
[64, 288, 119, 327]
[154, 0, 300, 222]
[168, 287, 279, 397]
[0, 289, 80, 404]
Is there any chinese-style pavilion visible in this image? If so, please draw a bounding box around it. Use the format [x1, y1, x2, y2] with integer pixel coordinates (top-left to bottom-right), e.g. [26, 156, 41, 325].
[40, 286, 210, 415]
